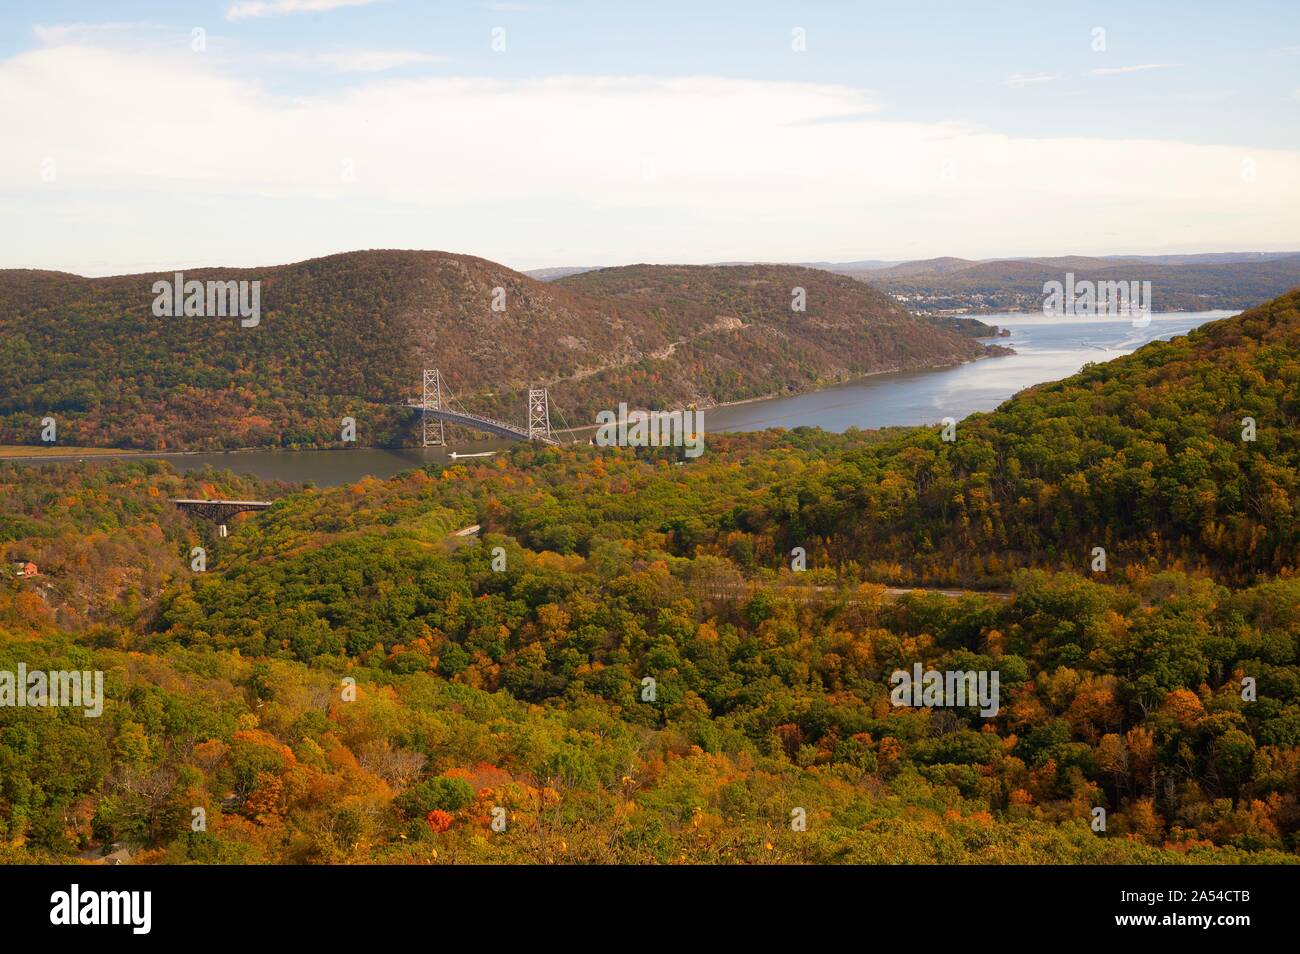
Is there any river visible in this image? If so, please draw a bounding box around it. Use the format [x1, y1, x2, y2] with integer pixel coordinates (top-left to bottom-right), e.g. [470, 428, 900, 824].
[11, 310, 1231, 487]
[705, 310, 1231, 433]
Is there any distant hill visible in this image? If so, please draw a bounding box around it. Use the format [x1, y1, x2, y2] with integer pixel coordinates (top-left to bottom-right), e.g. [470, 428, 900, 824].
[1092, 251, 1300, 267]
[861, 256, 981, 278]
[522, 266, 597, 281]
[834, 253, 1300, 313]
[0, 251, 1001, 450]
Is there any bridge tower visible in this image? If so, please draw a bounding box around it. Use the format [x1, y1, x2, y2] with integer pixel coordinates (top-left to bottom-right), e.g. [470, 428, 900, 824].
[422, 369, 446, 447]
[528, 388, 552, 442]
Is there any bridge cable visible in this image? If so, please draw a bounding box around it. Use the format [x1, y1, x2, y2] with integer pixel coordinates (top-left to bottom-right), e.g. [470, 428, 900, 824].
[438, 376, 474, 420]
[548, 396, 579, 443]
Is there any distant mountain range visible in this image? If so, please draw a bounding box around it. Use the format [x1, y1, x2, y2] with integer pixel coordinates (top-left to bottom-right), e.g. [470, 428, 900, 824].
[849, 253, 1300, 313]
[0, 251, 1005, 450]
[529, 251, 1300, 314]
[827, 251, 1300, 271]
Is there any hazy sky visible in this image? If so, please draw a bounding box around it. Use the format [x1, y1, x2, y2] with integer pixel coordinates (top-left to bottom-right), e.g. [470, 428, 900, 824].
[4, 0, 1299, 275]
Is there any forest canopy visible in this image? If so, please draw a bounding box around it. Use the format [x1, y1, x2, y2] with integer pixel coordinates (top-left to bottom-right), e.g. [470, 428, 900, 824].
[0, 287, 1296, 864]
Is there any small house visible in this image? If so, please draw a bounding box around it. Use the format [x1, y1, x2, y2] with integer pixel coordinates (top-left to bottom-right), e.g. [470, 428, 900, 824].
[13, 562, 38, 578]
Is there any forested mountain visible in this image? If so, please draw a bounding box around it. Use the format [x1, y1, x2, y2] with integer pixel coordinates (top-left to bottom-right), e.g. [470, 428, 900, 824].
[784, 285, 1300, 585]
[555, 262, 1009, 382]
[0, 251, 999, 451]
[1, 287, 1298, 864]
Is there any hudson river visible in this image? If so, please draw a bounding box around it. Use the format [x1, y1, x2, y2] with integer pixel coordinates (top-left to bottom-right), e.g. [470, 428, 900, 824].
[13, 311, 1231, 486]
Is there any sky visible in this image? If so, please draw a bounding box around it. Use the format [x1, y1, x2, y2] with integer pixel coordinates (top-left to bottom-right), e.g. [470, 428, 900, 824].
[3, 0, 1299, 275]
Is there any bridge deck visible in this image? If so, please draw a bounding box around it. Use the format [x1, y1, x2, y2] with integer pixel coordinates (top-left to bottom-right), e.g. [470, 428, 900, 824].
[172, 499, 274, 523]
[405, 404, 557, 444]
[171, 499, 273, 507]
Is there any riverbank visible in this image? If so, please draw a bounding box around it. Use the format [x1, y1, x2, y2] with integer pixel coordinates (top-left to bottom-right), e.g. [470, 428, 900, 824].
[0, 312, 1227, 482]
[0, 354, 989, 459]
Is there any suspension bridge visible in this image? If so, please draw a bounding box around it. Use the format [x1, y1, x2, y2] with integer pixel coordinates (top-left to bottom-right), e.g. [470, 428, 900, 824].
[408, 369, 572, 446]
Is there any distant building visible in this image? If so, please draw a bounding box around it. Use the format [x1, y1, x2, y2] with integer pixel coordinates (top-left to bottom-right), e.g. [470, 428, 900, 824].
[13, 562, 38, 578]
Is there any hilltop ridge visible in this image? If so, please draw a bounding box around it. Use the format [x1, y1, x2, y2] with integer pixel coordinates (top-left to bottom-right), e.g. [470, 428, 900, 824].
[0, 249, 1001, 450]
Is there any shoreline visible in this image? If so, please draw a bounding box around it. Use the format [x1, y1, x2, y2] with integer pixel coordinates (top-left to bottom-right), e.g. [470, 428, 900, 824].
[0, 357, 990, 461]
[1, 311, 1220, 463]
[0, 348, 1011, 460]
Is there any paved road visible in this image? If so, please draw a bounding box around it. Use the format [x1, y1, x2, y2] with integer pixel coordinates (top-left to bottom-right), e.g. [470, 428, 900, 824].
[702, 582, 1012, 603]
[449, 526, 1012, 603]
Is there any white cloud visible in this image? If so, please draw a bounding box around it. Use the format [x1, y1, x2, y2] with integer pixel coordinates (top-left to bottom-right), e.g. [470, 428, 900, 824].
[1005, 72, 1058, 87]
[33, 22, 157, 44]
[2, 42, 1297, 274]
[1090, 63, 1176, 76]
[262, 49, 441, 72]
[226, 0, 383, 21]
